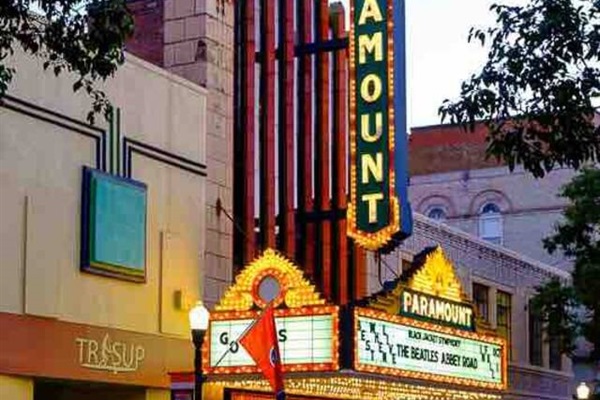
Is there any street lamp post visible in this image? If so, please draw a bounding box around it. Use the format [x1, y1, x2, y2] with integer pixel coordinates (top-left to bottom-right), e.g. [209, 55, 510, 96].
[189, 302, 210, 400]
[577, 382, 591, 400]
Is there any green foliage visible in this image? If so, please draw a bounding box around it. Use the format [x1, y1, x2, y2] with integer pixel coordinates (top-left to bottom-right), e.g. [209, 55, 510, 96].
[441, 0, 600, 359]
[544, 167, 600, 360]
[0, 0, 134, 123]
[530, 278, 580, 356]
[439, 0, 600, 178]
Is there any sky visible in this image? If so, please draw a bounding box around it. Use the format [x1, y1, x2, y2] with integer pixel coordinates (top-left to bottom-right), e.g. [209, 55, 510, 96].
[336, 0, 498, 128]
[27, 0, 532, 128]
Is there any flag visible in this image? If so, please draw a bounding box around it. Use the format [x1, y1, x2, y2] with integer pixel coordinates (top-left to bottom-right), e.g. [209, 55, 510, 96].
[239, 305, 285, 398]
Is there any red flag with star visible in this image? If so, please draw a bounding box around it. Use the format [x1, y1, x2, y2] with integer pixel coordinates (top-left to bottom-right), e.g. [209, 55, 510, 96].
[239, 305, 285, 397]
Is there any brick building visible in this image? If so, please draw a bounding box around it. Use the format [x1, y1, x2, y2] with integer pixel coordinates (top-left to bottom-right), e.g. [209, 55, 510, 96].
[408, 122, 577, 270]
[370, 214, 573, 400]
[406, 120, 600, 393]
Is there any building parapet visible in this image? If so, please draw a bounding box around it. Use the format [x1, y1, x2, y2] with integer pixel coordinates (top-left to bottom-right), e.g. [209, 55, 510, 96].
[410, 213, 570, 282]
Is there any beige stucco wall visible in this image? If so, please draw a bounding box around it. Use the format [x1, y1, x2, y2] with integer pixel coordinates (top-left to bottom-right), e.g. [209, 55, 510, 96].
[24, 382, 169, 400]
[0, 50, 207, 338]
[0, 375, 33, 400]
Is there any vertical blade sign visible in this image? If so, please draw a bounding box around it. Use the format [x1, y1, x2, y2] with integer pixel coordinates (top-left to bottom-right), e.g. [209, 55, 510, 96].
[348, 0, 400, 250]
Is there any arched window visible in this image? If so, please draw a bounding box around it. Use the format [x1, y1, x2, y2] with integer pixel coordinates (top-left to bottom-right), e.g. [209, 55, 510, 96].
[479, 202, 503, 245]
[481, 203, 501, 214]
[427, 207, 447, 222]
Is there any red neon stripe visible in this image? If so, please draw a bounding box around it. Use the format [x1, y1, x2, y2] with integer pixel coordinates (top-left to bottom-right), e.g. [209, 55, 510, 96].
[316, 0, 332, 300]
[260, 0, 276, 249]
[354, 245, 367, 300]
[331, 4, 348, 305]
[243, 0, 256, 264]
[281, 0, 296, 259]
[300, 0, 315, 279]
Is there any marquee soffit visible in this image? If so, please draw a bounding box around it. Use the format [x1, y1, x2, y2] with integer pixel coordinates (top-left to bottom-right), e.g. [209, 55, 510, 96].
[214, 248, 326, 311]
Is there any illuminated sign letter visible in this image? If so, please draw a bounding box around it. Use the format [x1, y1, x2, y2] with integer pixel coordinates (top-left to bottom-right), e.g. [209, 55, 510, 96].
[360, 74, 383, 102]
[361, 153, 383, 183]
[358, 0, 384, 24]
[358, 32, 383, 64]
[361, 112, 383, 142]
[362, 193, 384, 223]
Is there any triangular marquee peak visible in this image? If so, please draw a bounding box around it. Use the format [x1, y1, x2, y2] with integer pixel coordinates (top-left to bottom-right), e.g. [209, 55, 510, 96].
[214, 248, 327, 312]
[365, 246, 486, 333]
[407, 246, 469, 303]
[368, 246, 469, 312]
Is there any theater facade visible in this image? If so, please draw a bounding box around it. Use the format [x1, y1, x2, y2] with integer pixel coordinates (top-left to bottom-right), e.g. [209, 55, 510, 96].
[198, 247, 507, 400]
[123, 0, 575, 398]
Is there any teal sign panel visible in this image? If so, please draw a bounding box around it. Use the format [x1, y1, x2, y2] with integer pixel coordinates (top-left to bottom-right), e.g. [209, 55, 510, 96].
[81, 167, 147, 282]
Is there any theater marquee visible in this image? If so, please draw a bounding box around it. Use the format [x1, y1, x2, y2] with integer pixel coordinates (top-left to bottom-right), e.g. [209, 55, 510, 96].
[203, 249, 339, 375]
[206, 307, 338, 374]
[348, 0, 411, 250]
[354, 308, 507, 390]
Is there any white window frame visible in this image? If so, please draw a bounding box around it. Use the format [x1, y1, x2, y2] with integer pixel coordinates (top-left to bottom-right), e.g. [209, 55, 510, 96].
[478, 203, 503, 245]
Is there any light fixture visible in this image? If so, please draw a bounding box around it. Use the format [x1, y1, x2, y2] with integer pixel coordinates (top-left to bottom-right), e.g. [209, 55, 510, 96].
[189, 301, 210, 331]
[189, 301, 210, 400]
[577, 382, 590, 400]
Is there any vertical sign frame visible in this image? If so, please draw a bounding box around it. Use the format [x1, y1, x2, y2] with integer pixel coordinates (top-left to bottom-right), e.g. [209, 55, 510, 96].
[348, 0, 412, 251]
[393, 0, 413, 240]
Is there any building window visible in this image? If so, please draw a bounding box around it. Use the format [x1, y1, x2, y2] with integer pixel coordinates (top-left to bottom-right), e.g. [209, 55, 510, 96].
[497, 291, 512, 359]
[529, 299, 544, 367]
[479, 203, 503, 245]
[427, 207, 447, 221]
[473, 283, 490, 322]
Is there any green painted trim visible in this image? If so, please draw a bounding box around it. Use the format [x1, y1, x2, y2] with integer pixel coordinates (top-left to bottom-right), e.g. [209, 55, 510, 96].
[116, 108, 121, 176]
[108, 107, 115, 175]
[90, 261, 146, 276]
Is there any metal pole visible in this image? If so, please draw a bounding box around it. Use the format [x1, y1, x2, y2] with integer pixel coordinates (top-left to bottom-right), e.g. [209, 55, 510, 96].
[192, 329, 205, 400]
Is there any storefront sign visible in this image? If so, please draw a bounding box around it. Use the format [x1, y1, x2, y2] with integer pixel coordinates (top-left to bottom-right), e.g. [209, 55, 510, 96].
[348, 0, 404, 251]
[354, 308, 506, 389]
[76, 334, 145, 373]
[401, 289, 474, 330]
[206, 307, 338, 374]
[0, 312, 192, 388]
